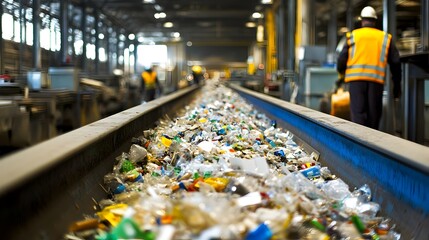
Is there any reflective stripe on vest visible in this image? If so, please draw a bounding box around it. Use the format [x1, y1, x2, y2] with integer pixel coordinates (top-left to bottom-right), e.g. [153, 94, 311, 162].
[345, 28, 391, 84]
[142, 71, 157, 89]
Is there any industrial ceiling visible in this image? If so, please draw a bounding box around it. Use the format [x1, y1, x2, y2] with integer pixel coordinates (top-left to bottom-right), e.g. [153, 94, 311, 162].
[84, 0, 421, 45]
[88, 0, 264, 44]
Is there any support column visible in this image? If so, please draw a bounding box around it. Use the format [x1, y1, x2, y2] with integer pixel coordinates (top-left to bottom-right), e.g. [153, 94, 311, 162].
[346, 0, 353, 31]
[60, 0, 69, 64]
[133, 40, 138, 74]
[19, 0, 24, 74]
[0, 3, 4, 73]
[287, 0, 296, 71]
[383, 0, 396, 41]
[381, 0, 397, 134]
[299, 0, 312, 46]
[265, 8, 276, 75]
[105, 28, 112, 74]
[327, 0, 337, 61]
[116, 30, 121, 69]
[276, 0, 286, 70]
[81, 4, 87, 71]
[94, 11, 99, 74]
[32, 0, 41, 69]
[421, 0, 429, 51]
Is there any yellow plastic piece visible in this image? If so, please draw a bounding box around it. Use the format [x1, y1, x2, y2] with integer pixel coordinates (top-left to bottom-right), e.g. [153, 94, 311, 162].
[161, 136, 172, 147]
[199, 118, 207, 123]
[203, 177, 229, 192]
[97, 203, 128, 227]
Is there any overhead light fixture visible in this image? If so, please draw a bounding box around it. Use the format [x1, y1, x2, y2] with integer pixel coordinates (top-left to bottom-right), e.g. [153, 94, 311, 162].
[245, 22, 256, 28]
[142, 0, 155, 3]
[261, 0, 272, 4]
[98, 33, 104, 39]
[186, 41, 192, 47]
[171, 32, 180, 38]
[154, 4, 163, 11]
[163, 22, 174, 28]
[154, 12, 166, 19]
[138, 36, 145, 43]
[128, 33, 135, 40]
[252, 12, 263, 19]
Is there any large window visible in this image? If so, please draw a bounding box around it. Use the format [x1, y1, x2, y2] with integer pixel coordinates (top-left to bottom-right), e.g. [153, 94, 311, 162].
[2, 13, 14, 40]
[137, 44, 168, 68]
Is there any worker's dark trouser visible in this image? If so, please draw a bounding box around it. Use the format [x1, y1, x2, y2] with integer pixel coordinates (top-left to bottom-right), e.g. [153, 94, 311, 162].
[145, 88, 156, 102]
[348, 81, 384, 130]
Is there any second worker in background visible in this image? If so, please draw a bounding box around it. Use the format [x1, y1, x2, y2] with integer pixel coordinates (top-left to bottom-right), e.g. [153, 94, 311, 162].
[337, 6, 402, 130]
[141, 66, 161, 102]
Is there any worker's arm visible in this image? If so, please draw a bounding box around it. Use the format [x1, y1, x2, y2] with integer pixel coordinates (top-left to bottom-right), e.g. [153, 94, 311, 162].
[337, 44, 349, 75]
[388, 42, 402, 99]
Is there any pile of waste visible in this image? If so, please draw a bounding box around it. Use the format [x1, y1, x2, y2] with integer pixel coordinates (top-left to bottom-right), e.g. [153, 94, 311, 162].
[66, 82, 400, 240]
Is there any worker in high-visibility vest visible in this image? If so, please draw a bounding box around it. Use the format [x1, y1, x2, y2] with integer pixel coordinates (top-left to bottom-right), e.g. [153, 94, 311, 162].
[337, 6, 401, 130]
[141, 66, 160, 102]
[191, 65, 203, 85]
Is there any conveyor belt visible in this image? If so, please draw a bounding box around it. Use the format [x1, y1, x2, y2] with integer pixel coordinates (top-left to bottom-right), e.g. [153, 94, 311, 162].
[229, 83, 429, 239]
[0, 83, 428, 239]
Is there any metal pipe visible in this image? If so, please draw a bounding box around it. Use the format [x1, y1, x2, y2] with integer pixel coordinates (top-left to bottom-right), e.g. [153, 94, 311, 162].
[32, 0, 41, 69]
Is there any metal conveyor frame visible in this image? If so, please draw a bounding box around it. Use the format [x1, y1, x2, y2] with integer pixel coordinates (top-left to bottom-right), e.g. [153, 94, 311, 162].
[229, 83, 429, 239]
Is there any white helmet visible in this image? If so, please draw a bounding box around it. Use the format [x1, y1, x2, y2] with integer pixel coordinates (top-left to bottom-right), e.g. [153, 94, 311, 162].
[360, 6, 377, 19]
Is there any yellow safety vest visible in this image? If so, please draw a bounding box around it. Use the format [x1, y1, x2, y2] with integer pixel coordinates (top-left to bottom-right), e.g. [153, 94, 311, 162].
[345, 27, 391, 84]
[142, 71, 157, 89]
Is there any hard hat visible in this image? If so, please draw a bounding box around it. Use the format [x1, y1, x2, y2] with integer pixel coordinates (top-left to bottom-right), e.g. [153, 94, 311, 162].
[360, 6, 377, 19]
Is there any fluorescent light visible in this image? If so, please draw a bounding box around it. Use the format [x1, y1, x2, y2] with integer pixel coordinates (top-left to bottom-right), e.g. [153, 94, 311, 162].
[261, 0, 272, 4]
[252, 12, 263, 19]
[143, 0, 155, 3]
[163, 22, 174, 28]
[154, 4, 163, 11]
[246, 22, 256, 28]
[155, 12, 166, 19]
[171, 32, 180, 38]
